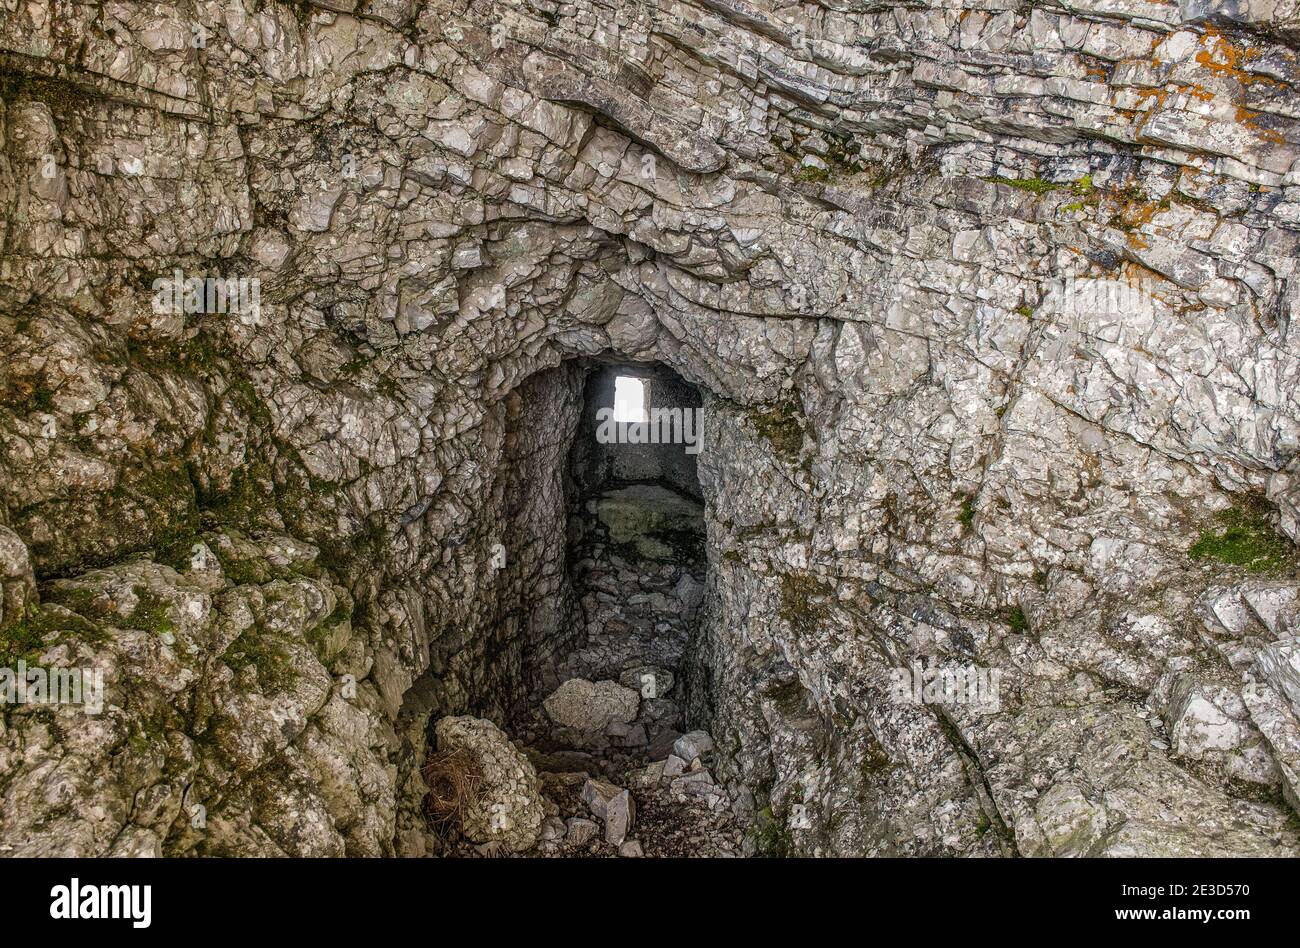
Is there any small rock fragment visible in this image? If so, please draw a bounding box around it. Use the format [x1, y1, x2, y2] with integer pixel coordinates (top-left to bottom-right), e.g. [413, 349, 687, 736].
[581, 778, 636, 845]
[565, 817, 600, 845]
[673, 730, 715, 763]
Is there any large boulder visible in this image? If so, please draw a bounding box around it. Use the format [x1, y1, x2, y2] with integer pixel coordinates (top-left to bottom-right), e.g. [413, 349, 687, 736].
[543, 678, 640, 732]
[432, 715, 545, 853]
[1165, 674, 1278, 785]
[1258, 639, 1300, 719]
[1244, 682, 1300, 816]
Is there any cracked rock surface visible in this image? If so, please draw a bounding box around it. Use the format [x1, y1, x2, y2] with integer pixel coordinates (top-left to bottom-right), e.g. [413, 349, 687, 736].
[3, 0, 1300, 856]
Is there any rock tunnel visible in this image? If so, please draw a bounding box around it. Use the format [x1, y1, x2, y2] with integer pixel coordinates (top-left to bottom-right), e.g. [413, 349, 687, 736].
[3, 0, 1300, 864]
[393, 356, 744, 855]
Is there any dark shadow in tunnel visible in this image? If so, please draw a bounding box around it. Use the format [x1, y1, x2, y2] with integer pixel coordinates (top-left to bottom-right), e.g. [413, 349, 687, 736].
[406, 357, 711, 771]
[534, 358, 709, 755]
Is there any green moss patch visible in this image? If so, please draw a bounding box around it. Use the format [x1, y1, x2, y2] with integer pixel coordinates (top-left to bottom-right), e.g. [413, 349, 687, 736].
[984, 173, 1095, 200]
[101, 462, 202, 564]
[44, 584, 177, 638]
[0, 606, 105, 665]
[747, 399, 806, 464]
[773, 128, 867, 187]
[956, 495, 977, 530]
[225, 628, 294, 690]
[794, 165, 830, 184]
[779, 571, 833, 634]
[1189, 500, 1296, 575]
[983, 175, 1057, 195]
[748, 806, 793, 857]
[0, 609, 67, 666]
[201, 460, 277, 533]
[124, 587, 178, 636]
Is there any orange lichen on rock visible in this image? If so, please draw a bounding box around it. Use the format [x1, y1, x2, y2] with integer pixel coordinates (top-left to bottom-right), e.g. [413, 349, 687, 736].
[1235, 106, 1286, 144]
[1131, 87, 1168, 138]
[1196, 27, 1258, 79]
[1194, 26, 1284, 88]
[1106, 185, 1168, 248]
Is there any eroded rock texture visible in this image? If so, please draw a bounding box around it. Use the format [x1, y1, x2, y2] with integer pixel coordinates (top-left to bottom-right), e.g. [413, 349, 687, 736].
[3, 0, 1300, 857]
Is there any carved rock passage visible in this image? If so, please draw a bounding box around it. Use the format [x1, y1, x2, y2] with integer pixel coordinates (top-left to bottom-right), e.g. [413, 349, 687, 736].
[2, 0, 1300, 857]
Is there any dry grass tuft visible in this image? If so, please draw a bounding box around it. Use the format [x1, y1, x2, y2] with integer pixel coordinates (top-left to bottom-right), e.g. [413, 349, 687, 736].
[420, 746, 483, 830]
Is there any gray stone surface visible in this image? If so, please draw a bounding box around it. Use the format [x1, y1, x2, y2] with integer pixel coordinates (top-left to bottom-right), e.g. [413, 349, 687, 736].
[581, 778, 637, 846]
[543, 678, 641, 732]
[0, 526, 36, 629]
[618, 665, 675, 698]
[2, 0, 1300, 858]
[432, 715, 545, 853]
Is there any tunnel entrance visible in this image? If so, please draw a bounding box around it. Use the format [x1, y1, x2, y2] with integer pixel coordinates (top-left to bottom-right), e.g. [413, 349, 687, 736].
[544, 361, 707, 750]
[511, 359, 740, 856]
[409, 358, 743, 857]
[511, 359, 711, 754]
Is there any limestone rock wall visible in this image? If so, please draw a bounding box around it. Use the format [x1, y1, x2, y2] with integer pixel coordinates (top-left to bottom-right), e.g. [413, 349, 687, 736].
[2, 0, 1300, 856]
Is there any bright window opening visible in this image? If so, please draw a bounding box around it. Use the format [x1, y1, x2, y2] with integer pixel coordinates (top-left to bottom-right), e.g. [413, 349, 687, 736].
[612, 375, 649, 423]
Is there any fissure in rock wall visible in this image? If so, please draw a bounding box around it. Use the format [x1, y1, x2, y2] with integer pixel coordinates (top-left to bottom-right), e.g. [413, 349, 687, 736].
[3, 0, 1300, 859]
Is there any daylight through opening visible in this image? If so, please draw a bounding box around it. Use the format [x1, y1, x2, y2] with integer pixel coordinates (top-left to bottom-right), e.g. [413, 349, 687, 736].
[612, 375, 650, 423]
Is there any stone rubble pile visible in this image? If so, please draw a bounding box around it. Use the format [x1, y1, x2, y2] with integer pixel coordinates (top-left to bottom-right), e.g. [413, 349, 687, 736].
[433, 519, 738, 857]
[434, 700, 739, 857]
